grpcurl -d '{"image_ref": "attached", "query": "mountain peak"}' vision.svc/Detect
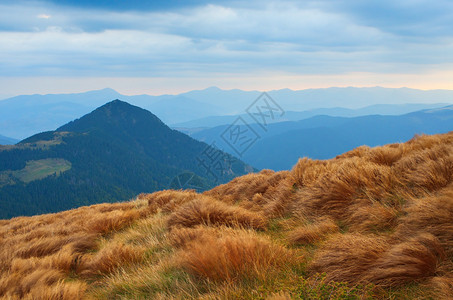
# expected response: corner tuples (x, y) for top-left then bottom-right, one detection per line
(58, 99), (166, 134)
(204, 86), (222, 91)
(101, 99), (129, 107)
(99, 87), (117, 92)
(86, 87), (120, 94)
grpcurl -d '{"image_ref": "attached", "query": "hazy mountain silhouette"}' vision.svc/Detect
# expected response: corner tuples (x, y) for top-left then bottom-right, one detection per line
(172, 103), (447, 129)
(0, 134), (18, 145)
(2, 87), (452, 139)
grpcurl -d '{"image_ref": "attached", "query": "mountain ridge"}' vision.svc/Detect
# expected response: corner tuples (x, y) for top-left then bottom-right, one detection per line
(2, 86), (453, 139)
(191, 105), (453, 170)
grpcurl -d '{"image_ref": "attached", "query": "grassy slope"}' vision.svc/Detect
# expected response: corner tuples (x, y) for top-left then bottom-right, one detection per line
(1, 132), (453, 299)
(0, 158), (71, 187)
(13, 158), (72, 183)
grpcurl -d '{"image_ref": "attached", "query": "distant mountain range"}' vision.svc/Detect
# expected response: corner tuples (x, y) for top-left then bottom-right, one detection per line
(0, 134), (18, 145)
(172, 103), (448, 130)
(0, 100), (252, 219)
(190, 105), (453, 170)
(179, 86), (453, 114)
(1, 87), (452, 139)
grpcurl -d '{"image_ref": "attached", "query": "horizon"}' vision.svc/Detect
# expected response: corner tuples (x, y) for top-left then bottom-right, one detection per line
(2, 85), (453, 100)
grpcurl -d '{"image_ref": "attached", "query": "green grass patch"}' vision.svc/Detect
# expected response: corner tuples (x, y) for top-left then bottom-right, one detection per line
(12, 158), (71, 183)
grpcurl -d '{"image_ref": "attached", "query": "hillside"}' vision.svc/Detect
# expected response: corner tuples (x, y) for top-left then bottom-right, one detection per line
(0, 100), (252, 219)
(192, 105), (453, 170)
(1, 132), (452, 299)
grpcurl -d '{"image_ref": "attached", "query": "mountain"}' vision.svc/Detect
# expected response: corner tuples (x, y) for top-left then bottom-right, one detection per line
(0, 89), (226, 139)
(267, 86), (453, 111)
(148, 96), (224, 124)
(191, 105), (453, 170)
(2, 87), (453, 139)
(0, 89), (122, 139)
(0, 134), (18, 145)
(1, 132), (452, 299)
(181, 86), (453, 112)
(0, 100), (252, 219)
(172, 103), (448, 128)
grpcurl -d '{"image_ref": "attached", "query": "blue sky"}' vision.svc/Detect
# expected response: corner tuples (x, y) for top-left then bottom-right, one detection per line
(0, 0), (453, 96)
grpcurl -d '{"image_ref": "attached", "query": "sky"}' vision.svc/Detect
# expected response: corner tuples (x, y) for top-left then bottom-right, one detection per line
(1, 0), (453, 96)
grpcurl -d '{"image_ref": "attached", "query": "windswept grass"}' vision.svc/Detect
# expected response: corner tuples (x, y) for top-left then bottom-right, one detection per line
(167, 197), (268, 230)
(288, 217), (339, 245)
(174, 227), (299, 282)
(1, 131), (453, 299)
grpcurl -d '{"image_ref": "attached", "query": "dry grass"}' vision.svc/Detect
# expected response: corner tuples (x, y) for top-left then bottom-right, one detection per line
(293, 158), (402, 223)
(77, 242), (144, 276)
(204, 170), (294, 217)
(0, 199), (148, 299)
(141, 189), (199, 213)
(396, 186), (453, 257)
(310, 233), (390, 283)
(362, 233), (445, 287)
(1, 131), (453, 299)
(429, 275), (453, 299)
(288, 217), (339, 245)
(167, 197), (268, 230)
(174, 227), (299, 282)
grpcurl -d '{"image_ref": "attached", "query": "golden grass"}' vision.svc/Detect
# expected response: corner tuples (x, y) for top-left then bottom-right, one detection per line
(141, 189), (199, 213)
(175, 227), (299, 282)
(310, 233), (390, 283)
(396, 187), (453, 257)
(288, 217), (339, 245)
(362, 233), (445, 287)
(0, 200), (148, 299)
(77, 242), (144, 276)
(167, 197), (268, 230)
(1, 131), (453, 299)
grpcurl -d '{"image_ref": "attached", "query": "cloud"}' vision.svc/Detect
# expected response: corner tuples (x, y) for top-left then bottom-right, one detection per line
(0, 0), (452, 88)
(321, 0), (453, 38)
